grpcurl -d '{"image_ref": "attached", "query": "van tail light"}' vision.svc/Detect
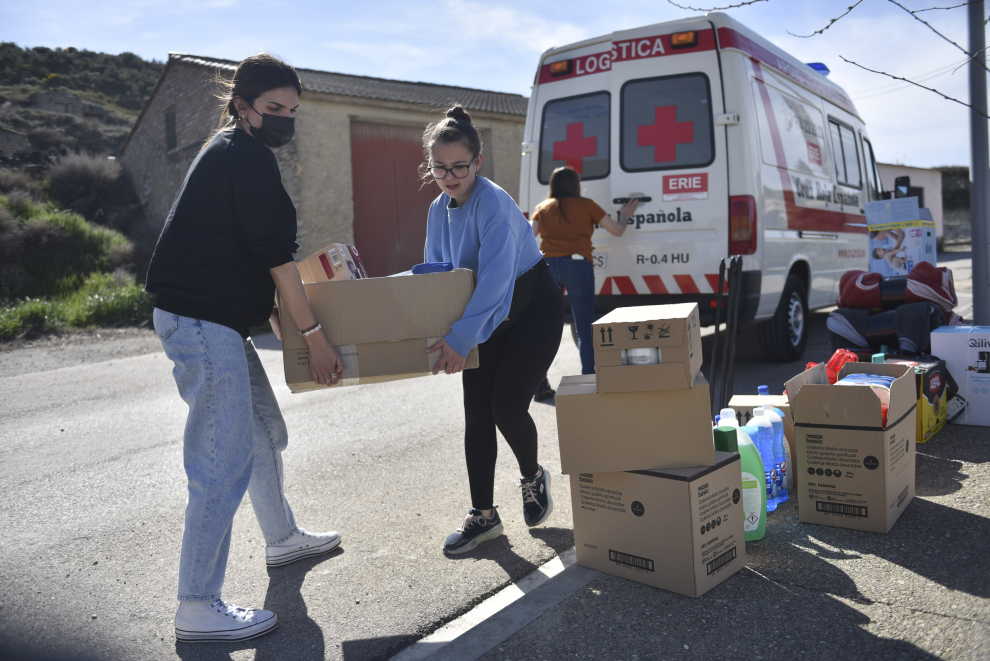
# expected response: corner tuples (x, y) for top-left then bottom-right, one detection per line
(549, 60), (572, 77)
(729, 195), (757, 255)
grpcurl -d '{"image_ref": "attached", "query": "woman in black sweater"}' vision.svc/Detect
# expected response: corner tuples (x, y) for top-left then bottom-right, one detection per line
(146, 54), (342, 643)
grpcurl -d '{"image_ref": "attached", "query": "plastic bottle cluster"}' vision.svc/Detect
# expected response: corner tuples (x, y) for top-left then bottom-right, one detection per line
(713, 385), (791, 542)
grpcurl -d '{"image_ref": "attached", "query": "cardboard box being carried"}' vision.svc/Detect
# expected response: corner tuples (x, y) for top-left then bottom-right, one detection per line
(279, 270), (479, 392)
(785, 363), (916, 533)
(571, 451), (746, 598)
(932, 326), (990, 427)
(592, 303), (702, 393)
(554, 372), (715, 474)
(865, 198), (936, 277)
(727, 394), (794, 488)
(884, 358), (950, 442)
(297, 243), (369, 283)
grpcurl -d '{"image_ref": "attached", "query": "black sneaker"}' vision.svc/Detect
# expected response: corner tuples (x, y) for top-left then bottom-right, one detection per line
(443, 508), (504, 555)
(520, 465), (553, 527)
(533, 377), (555, 402)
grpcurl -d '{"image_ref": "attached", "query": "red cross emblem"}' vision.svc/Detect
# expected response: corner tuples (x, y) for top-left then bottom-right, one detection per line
(553, 122), (597, 173)
(637, 106), (694, 163)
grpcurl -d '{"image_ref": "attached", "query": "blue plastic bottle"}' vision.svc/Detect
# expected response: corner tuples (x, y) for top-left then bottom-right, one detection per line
(744, 416), (777, 512)
(758, 387), (789, 505)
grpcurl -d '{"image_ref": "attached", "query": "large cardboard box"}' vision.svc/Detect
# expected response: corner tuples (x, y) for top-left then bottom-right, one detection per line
(727, 394), (794, 488)
(865, 198), (936, 277)
(931, 326), (990, 427)
(884, 358), (950, 442)
(280, 270), (479, 392)
(592, 303), (702, 393)
(555, 372), (714, 473)
(570, 451), (746, 598)
(785, 363), (916, 533)
(297, 243), (368, 283)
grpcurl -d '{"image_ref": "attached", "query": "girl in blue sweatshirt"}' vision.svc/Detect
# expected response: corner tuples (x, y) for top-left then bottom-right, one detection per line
(423, 106), (565, 554)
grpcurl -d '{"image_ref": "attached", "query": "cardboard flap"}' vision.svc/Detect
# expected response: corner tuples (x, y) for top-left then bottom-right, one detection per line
(556, 374), (597, 395)
(791, 363), (914, 428)
(838, 363), (915, 424)
(784, 363), (828, 413)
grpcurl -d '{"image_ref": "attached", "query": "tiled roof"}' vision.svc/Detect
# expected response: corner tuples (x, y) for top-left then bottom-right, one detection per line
(169, 53), (528, 116)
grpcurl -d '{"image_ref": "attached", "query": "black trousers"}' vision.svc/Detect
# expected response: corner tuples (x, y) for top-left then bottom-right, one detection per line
(461, 261), (565, 510)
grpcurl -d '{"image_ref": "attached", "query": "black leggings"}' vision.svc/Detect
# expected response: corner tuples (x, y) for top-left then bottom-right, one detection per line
(462, 261), (565, 510)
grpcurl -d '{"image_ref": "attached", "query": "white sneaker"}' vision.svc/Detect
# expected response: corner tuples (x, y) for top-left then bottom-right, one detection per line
(265, 528), (341, 567)
(174, 599), (276, 642)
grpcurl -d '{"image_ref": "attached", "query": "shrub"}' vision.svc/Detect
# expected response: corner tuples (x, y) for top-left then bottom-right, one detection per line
(47, 152), (137, 221)
(0, 298), (68, 339)
(0, 194), (133, 299)
(0, 169), (44, 200)
(67, 272), (153, 327)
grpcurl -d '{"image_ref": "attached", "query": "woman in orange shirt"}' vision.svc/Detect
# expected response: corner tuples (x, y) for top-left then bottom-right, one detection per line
(531, 166), (639, 386)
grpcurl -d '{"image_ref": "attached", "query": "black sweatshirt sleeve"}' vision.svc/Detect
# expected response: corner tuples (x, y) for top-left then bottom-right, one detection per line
(226, 140), (299, 268)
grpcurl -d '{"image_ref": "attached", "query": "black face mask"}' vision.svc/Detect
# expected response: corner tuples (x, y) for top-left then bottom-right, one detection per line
(246, 104), (295, 148)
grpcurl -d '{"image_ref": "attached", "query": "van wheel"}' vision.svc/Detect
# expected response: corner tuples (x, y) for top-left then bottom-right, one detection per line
(759, 275), (808, 362)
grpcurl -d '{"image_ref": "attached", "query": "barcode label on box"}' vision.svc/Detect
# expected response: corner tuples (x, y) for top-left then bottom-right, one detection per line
(329, 248), (342, 266)
(897, 485), (909, 508)
(816, 502), (868, 517)
(706, 546), (737, 575)
(609, 550), (654, 572)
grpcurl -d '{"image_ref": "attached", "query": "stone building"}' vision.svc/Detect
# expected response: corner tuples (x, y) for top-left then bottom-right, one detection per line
(118, 53), (528, 275)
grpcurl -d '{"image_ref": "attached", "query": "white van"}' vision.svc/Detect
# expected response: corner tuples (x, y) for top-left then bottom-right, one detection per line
(519, 12), (883, 361)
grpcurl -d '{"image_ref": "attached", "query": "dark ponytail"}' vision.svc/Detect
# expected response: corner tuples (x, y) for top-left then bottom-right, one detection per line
(419, 104), (483, 182)
(202, 52), (302, 150)
(547, 166), (582, 224)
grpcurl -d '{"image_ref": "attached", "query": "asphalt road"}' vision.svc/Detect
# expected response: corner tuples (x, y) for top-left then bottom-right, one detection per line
(0, 251), (986, 660)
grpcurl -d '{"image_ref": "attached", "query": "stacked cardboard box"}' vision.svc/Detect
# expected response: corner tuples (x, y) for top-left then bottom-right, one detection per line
(297, 243), (369, 283)
(556, 304), (746, 598)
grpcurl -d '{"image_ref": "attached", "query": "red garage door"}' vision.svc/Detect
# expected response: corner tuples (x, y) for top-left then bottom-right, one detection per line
(350, 121), (438, 277)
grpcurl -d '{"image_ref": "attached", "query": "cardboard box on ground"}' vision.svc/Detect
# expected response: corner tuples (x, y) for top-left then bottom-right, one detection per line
(570, 452), (746, 598)
(592, 303), (702, 393)
(931, 326), (990, 427)
(279, 268), (479, 393)
(785, 363), (916, 533)
(555, 372), (715, 473)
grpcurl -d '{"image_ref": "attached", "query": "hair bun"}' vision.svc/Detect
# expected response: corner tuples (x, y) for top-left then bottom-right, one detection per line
(446, 105), (472, 124)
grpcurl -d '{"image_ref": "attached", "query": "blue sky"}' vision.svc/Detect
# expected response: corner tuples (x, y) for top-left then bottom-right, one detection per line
(1, 0), (981, 167)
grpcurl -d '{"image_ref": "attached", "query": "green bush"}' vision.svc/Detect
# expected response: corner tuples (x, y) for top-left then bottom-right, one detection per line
(0, 298), (68, 339)
(66, 272), (153, 327)
(46, 153), (137, 222)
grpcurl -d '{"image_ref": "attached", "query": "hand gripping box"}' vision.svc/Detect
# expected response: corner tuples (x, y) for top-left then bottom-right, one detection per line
(555, 372), (715, 474)
(931, 326), (990, 427)
(279, 270), (479, 392)
(570, 451), (746, 598)
(785, 363), (916, 533)
(297, 243), (369, 283)
(592, 303), (702, 393)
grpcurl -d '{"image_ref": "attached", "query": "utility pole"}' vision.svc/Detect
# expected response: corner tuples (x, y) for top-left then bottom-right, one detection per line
(970, 0), (989, 324)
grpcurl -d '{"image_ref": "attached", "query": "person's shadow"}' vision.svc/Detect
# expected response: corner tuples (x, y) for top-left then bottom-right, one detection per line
(173, 547), (342, 661)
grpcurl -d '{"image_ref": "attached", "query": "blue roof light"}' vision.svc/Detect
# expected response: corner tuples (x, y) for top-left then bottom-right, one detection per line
(806, 62), (830, 77)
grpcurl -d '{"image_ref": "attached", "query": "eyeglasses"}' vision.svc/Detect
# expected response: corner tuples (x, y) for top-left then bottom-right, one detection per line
(429, 158), (477, 180)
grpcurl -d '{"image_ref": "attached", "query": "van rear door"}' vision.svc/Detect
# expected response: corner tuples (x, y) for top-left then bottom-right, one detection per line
(604, 21), (727, 298)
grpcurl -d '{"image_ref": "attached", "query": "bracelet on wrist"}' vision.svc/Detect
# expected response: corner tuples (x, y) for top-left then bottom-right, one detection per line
(299, 322), (322, 338)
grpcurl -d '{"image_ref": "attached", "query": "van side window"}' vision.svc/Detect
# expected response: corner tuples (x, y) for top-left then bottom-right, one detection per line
(620, 73), (714, 172)
(862, 137), (883, 201)
(538, 92), (610, 184)
(828, 119), (862, 189)
(751, 81), (829, 178)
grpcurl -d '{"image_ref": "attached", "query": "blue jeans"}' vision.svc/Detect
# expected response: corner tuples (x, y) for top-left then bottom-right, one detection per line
(154, 308), (298, 602)
(546, 256), (596, 374)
